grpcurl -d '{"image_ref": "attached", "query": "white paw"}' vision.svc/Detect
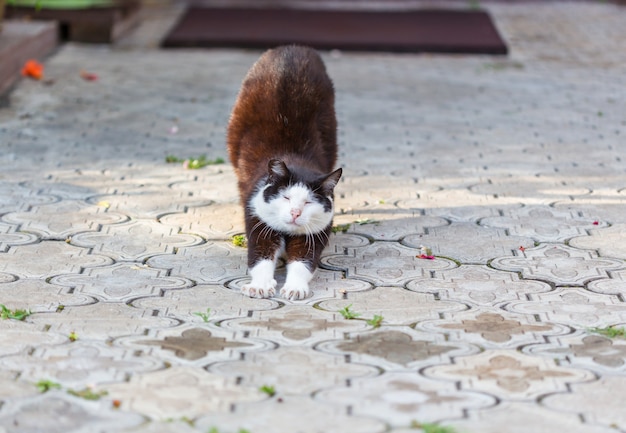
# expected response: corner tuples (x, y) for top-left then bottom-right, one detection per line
(281, 261), (314, 300)
(243, 259), (277, 298)
(280, 283), (311, 301)
(241, 280), (276, 298)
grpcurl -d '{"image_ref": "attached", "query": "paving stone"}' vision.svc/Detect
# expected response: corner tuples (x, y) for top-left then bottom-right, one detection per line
(107, 366), (264, 420)
(491, 244), (624, 286)
(0, 393), (144, 433)
(0, 340), (163, 387)
(420, 309), (569, 350)
(170, 167), (240, 204)
(425, 204), (515, 223)
(28, 302), (178, 341)
(50, 262), (192, 303)
(159, 202), (244, 240)
(0, 273), (16, 284)
(504, 287), (626, 329)
(86, 189), (211, 220)
(469, 178), (592, 205)
(0, 181), (57, 214)
(322, 242), (457, 286)
(403, 222), (535, 264)
(448, 401), (617, 433)
(119, 420), (200, 433)
(326, 232), (371, 252)
(122, 324), (269, 366)
(43, 167), (195, 199)
(480, 205), (605, 242)
(406, 264), (552, 307)
(397, 188), (507, 213)
(196, 395), (387, 433)
(316, 327), (477, 372)
(317, 286), (466, 326)
(542, 375), (626, 430)
(147, 241), (247, 284)
(0, 222), (39, 252)
(0, 370), (39, 401)
(220, 304), (368, 346)
(0, 321), (68, 357)
(209, 346), (378, 395)
(132, 284), (279, 323)
(424, 349), (595, 401)
(525, 331), (626, 374)
(19, 176), (118, 200)
(71, 220), (203, 262)
(1, 200), (128, 240)
(554, 199), (626, 225)
(0, 241), (112, 279)
(587, 269), (626, 296)
(0, 278), (94, 313)
(316, 372), (495, 428)
(569, 224), (626, 260)
(337, 175), (431, 213)
(333, 212), (447, 241)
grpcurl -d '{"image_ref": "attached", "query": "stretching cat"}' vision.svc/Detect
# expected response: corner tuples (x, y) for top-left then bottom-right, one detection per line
(227, 45), (342, 300)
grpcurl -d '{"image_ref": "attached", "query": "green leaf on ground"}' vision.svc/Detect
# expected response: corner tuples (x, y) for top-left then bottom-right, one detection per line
(366, 315), (384, 328)
(590, 326), (626, 339)
(338, 304), (361, 320)
(0, 304), (31, 321)
(36, 379), (62, 393)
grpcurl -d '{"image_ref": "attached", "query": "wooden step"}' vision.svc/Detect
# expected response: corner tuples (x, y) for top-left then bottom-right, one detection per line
(5, 1), (140, 43)
(0, 20), (58, 96)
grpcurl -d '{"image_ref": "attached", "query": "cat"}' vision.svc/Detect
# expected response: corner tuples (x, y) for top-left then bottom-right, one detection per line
(227, 45), (342, 300)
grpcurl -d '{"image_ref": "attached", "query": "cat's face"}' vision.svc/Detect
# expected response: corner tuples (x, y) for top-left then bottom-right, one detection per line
(250, 160), (342, 236)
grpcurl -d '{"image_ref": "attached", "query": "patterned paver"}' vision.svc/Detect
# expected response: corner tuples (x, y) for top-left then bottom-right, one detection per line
(0, 1), (625, 432)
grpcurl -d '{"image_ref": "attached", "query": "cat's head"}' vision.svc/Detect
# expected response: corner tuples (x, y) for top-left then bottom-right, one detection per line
(251, 159), (342, 235)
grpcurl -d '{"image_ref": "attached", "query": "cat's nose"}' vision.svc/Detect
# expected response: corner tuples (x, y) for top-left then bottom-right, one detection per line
(290, 208), (302, 220)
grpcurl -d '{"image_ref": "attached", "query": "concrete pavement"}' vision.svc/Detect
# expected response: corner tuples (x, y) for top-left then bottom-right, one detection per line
(0, 2), (625, 432)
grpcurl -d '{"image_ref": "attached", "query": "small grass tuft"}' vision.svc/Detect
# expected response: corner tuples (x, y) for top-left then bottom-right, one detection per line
(166, 154), (225, 169)
(232, 234), (247, 248)
(338, 304), (361, 320)
(0, 304), (31, 321)
(410, 420), (459, 433)
(67, 387), (108, 401)
(36, 379), (62, 393)
(590, 326), (626, 339)
(208, 429), (250, 433)
(332, 223), (351, 233)
(193, 308), (211, 323)
(260, 385), (276, 397)
(355, 218), (380, 225)
(366, 315), (385, 328)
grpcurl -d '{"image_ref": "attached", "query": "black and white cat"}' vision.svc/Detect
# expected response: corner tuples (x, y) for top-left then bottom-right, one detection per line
(227, 45), (342, 300)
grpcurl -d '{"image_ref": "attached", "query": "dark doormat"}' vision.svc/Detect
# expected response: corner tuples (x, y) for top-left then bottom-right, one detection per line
(161, 7), (508, 55)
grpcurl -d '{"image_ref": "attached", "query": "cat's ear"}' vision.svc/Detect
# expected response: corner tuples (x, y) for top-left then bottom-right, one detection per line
(321, 168), (342, 192)
(268, 159), (289, 182)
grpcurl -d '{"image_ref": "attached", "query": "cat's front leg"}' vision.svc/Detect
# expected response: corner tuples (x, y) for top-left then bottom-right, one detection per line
(242, 259), (277, 298)
(242, 217), (282, 299)
(280, 261), (313, 300)
(280, 231), (328, 300)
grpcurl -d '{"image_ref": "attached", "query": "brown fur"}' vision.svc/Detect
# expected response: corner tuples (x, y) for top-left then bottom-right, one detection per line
(227, 45), (338, 204)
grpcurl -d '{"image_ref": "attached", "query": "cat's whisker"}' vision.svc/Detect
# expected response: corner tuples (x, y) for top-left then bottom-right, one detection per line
(250, 218), (265, 233)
